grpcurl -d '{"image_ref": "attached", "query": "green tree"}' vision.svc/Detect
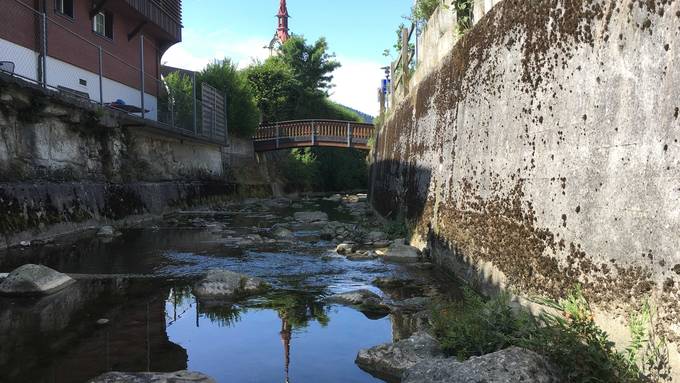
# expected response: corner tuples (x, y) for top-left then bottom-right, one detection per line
(243, 59), (297, 123)
(198, 59), (260, 137)
(162, 71), (194, 131)
(276, 36), (340, 95)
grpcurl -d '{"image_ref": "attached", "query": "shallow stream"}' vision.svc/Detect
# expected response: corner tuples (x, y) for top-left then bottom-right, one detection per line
(0, 195), (460, 383)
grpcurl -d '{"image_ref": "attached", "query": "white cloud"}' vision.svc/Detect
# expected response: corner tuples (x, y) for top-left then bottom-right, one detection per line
(162, 27), (271, 71)
(330, 57), (385, 117)
(162, 29), (386, 117)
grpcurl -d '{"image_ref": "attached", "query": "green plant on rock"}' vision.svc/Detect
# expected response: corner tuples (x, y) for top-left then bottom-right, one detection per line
(382, 216), (409, 239)
(432, 286), (669, 383)
(432, 289), (534, 360)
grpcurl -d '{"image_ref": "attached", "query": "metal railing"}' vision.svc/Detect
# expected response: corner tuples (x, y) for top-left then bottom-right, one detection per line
(378, 23), (417, 113)
(1, 0), (226, 145)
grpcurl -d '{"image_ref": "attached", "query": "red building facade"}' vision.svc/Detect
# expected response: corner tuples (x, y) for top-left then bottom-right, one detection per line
(0, 0), (182, 114)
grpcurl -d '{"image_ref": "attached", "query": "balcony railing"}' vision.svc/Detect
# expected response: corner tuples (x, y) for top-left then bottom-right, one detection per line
(124, 0), (182, 42)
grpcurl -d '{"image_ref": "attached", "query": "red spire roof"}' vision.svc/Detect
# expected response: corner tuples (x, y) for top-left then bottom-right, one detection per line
(276, 0), (290, 43)
(278, 0), (289, 17)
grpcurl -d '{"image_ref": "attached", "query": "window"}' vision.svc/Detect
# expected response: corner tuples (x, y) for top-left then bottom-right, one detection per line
(55, 0), (74, 18)
(93, 11), (113, 39)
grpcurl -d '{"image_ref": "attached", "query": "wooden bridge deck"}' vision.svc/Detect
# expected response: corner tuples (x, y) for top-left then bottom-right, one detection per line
(252, 119), (374, 152)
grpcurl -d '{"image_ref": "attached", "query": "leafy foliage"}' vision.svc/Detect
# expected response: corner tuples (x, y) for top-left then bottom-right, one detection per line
(432, 286), (669, 383)
(382, 218), (409, 239)
(242, 59), (297, 123)
(276, 36), (340, 96)
(413, 0), (442, 22)
(282, 148), (320, 192)
(198, 59), (260, 137)
(161, 71), (194, 131)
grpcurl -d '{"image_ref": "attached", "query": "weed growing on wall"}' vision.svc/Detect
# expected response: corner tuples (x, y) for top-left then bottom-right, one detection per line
(453, 0), (473, 35)
(413, 0), (442, 23)
(431, 286), (670, 382)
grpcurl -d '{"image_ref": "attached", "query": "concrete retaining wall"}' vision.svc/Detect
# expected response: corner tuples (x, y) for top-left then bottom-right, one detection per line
(0, 75), (270, 247)
(370, 0), (680, 361)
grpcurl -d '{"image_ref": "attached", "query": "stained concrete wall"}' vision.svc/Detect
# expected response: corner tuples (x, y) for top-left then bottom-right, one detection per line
(371, 0), (680, 355)
(0, 74), (270, 247)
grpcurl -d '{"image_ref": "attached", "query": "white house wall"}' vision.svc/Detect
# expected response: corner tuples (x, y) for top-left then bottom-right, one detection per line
(1, 38), (157, 120)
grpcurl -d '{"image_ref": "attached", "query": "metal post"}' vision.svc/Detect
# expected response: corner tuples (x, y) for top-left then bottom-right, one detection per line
(389, 61), (396, 107)
(224, 91), (229, 146)
(347, 122), (351, 147)
(414, 23), (419, 66)
(139, 35), (145, 119)
(212, 106), (216, 138)
(311, 121), (316, 146)
(170, 94), (175, 129)
(40, 12), (47, 87)
(276, 124), (280, 149)
(378, 88), (385, 116)
(98, 46), (103, 106)
(401, 27), (410, 96)
(192, 71), (197, 134)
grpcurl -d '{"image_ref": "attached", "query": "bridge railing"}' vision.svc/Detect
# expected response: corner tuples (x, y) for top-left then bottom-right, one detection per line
(253, 119), (374, 151)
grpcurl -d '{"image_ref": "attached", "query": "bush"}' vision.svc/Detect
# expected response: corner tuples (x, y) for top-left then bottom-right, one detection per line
(199, 59), (260, 137)
(413, 0), (441, 22)
(431, 286), (667, 382)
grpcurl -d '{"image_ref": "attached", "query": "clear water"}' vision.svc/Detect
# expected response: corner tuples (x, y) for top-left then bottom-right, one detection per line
(0, 197), (458, 383)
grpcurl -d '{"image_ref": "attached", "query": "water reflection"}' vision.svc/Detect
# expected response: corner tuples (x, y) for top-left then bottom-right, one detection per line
(0, 279), (187, 383)
(165, 289), (390, 383)
(0, 196), (461, 382)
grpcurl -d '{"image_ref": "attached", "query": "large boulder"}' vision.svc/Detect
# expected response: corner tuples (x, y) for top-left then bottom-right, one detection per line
(0, 264), (75, 296)
(96, 225), (120, 237)
(383, 243), (420, 263)
(388, 297), (431, 313)
(356, 331), (443, 382)
(336, 243), (356, 254)
(366, 231), (387, 242)
(403, 347), (558, 383)
(293, 211), (329, 223)
(327, 289), (389, 315)
(271, 226), (295, 239)
(193, 269), (268, 300)
(88, 370), (216, 383)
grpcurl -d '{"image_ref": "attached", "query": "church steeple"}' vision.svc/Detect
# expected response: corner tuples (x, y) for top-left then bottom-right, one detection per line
(276, 0), (290, 44)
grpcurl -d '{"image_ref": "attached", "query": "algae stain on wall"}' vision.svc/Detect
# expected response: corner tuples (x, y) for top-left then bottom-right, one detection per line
(370, 0), (680, 344)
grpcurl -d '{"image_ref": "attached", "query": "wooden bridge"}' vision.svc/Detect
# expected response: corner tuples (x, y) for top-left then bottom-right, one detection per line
(252, 119), (374, 152)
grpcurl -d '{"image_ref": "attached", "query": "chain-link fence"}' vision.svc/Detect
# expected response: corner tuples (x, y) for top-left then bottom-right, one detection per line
(0, 0), (227, 145)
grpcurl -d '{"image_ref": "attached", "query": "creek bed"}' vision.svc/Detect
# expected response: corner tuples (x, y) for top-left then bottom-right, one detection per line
(0, 195), (461, 383)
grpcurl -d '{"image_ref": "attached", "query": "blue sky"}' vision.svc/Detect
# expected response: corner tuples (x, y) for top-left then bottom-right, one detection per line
(162, 0), (413, 116)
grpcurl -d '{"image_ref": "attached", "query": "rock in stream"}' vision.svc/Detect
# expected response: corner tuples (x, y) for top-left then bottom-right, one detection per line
(88, 370), (216, 383)
(0, 264), (75, 296)
(193, 269), (269, 300)
(403, 347), (559, 383)
(355, 331), (443, 382)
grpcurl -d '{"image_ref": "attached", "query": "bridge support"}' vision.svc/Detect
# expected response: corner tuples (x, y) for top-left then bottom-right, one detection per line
(311, 121), (316, 146)
(276, 124), (280, 149)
